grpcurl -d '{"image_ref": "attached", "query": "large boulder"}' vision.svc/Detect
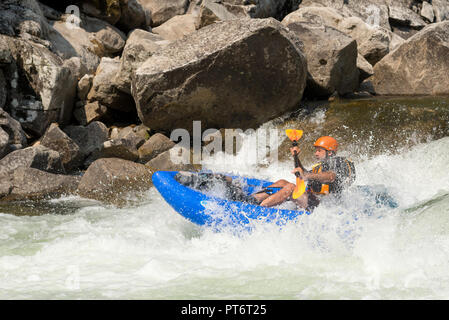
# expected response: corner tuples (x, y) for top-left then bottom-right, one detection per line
(283, 23), (359, 97)
(87, 57), (135, 113)
(282, 6), (401, 65)
(47, 13), (127, 75)
(298, 0), (391, 30)
(63, 121), (109, 166)
(77, 157), (153, 203)
(4, 36), (77, 135)
(372, 21), (449, 95)
(114, 29), (167, 94)
(40, 123), (83, 172)
(0, 166), (80, 201)
(0, 145), (64, 176)
(132, 18), (307, 132)
(0, 0), (49, 38)
(138, 132), (175, 163)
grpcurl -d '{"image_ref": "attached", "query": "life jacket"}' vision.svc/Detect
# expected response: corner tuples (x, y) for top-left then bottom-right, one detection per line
(308, 156), (356, 195)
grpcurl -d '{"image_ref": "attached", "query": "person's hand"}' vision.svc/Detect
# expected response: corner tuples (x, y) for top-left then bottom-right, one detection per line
(290, 146), (300, 156)
(291, 167), (304, 178)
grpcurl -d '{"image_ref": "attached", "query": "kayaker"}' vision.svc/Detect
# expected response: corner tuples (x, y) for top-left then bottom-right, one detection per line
(252, 136), (355, 211)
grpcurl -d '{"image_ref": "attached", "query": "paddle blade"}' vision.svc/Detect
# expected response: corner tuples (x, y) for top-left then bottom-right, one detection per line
(285, 129), (303, 142)
(292, 177), (306, 199)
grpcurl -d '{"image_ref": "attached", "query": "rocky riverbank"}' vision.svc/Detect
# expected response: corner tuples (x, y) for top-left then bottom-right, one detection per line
(0, 0), (448, 205)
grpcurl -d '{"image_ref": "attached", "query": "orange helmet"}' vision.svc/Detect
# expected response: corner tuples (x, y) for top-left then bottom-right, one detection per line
(314, 136), (338, 152)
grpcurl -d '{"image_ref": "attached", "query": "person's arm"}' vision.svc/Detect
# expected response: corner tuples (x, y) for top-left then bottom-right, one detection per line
(292, 167), (336, 183)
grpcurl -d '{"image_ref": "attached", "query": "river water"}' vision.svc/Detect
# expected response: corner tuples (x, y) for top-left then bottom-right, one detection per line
(1, 96), (449, 299)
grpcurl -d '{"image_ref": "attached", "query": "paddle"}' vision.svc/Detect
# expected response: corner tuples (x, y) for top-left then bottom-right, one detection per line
(285, 129), (306, 199)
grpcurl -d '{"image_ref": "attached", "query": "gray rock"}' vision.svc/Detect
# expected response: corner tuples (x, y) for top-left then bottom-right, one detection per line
(194, 0), (238, 29)
(118, 0), (151, 32)
(115, 29), (167, 94)
(152, 13), (197, 40)
(0, 0), (49, 38)
(77, 157), (153, 204)
(372, 21), (449, 95)
(5, 36), (77, 134)
(145, 146), (196, 171)
(284, 23), (359, 97)
(73, 101), (109, 126)
(47, 13), (127, 75)
(100, 138), (140, 162)
(77, 74), (94, 101)
(0, 145), (64, 176)
(0, 108), (27, 158)
(40, 123), (83, 172)
(0, 70), (6, 110)
(283, 7), (396, 66)
(357, 54), (374, 82)
(138, 133), (175, 163)
(298, 0), (391, 30)
(132, 18), (307, 132)
(421, 1), (435, 23)
(139, 0), (189, 27)
(63, 121), (109, 161)
(388, 4), (427, 29)
(433, 0), (449, 22)
(87, 57), (135, 113)
(0, 167), (80, 202)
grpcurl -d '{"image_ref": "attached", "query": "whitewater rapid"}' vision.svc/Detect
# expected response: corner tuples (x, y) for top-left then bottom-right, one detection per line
(1, 133), (449, 299)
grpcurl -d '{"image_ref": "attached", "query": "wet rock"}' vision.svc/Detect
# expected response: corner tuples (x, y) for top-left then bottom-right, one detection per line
(152, 13), (197, 40)
(100, 137), (141, 161)
(77, 157), (153, 203)
(138, 133), (175, 163)
(0, 145), (64, 175)
(87, 57), (135, 113)
(139, 0), (189, 27)
(115, 29), (167, 94)
(0, 167), (80, 202)
(132, 18), (307, 133)
(145, 146), (196, 171)
(40, 123), (83, 172)
(372, 21), (449, 95)
(284, 23), (359, 97)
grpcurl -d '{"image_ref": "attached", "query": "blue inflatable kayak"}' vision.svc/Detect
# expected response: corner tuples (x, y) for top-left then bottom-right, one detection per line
(152, 171), (310, 229)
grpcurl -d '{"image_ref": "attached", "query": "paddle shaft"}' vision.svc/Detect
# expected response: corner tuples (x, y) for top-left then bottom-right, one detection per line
(292, 140), (306, 175)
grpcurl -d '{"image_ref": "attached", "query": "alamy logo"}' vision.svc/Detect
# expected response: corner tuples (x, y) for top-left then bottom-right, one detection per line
(65, 5), (81, 29)
(169, 121), (281, 167)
